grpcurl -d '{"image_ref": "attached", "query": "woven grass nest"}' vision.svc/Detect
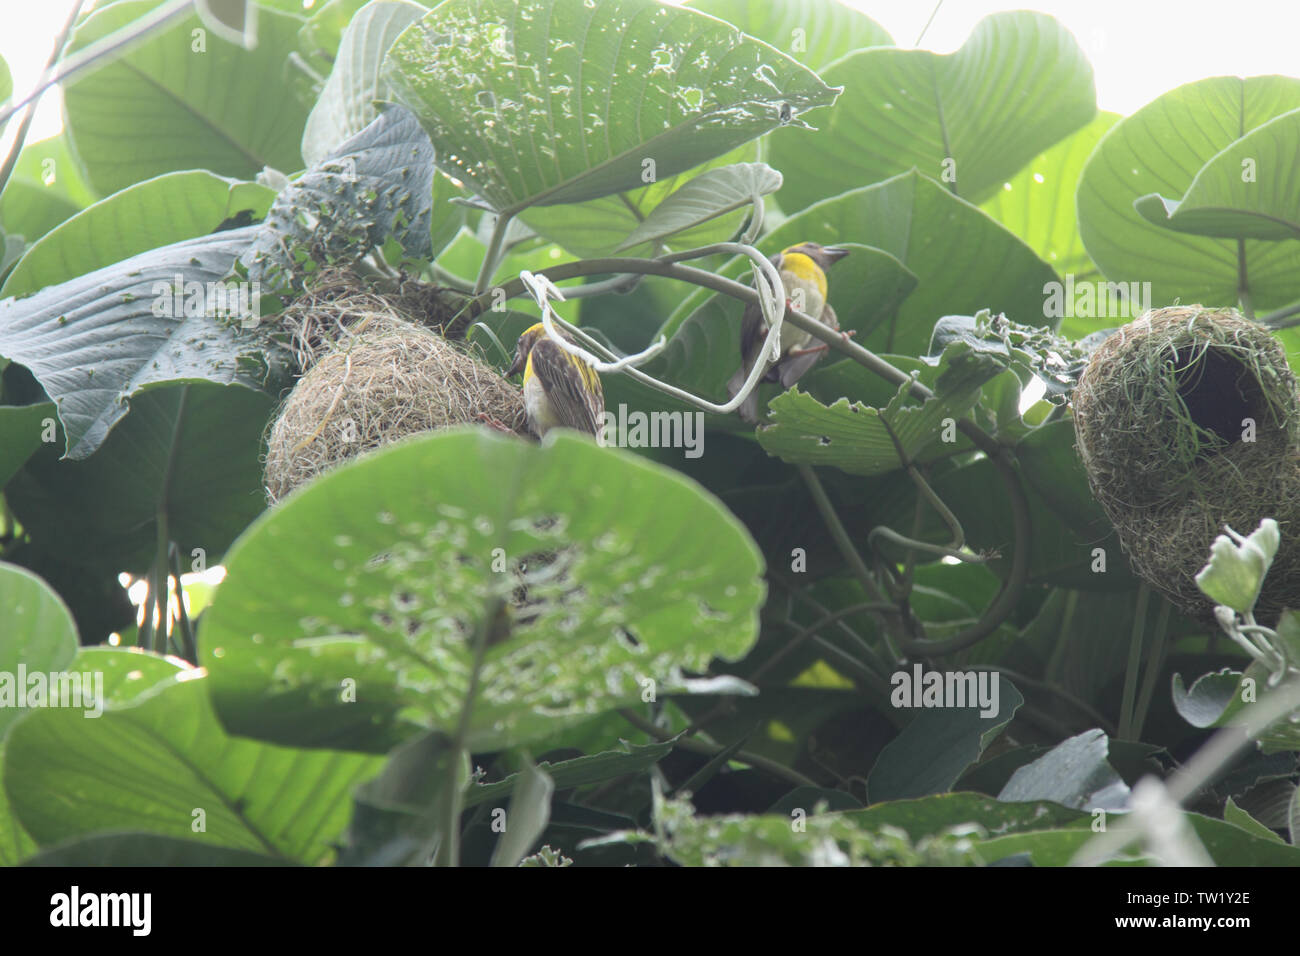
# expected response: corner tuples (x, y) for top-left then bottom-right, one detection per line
(1072, 305), (1300, 620)
(263, 271), (528, 503)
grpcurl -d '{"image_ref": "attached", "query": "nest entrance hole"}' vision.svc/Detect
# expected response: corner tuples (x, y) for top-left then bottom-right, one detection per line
(1171, 345), (1269, 447)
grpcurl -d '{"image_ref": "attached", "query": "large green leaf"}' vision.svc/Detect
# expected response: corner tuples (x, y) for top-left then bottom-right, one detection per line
(1077, 76), (1300, 310)
(768, 12), (1095, 213)
(0, 646), (185, 865)
(5, 384), (273, 575)
(201, 429), (765, 752)
(23, 833), (287, 866)
(0, 563), (78, 739)
(0, 226), (284, 459)
(0, 402), (55, 491)
(301, 0), (427, 165)
(981, 111), (1119, 284)
(868, 676), (1022, 802)
(1134, 107), (1300, 240)
(0, 134), (99, 244)
(976, 812), (1300, 866)
(383, 0), (839, 214)
(63, 1), (310, 194)
(1, 171), (274, 299)
(687, 0), (892, 71)
(3, 675), (380, 863)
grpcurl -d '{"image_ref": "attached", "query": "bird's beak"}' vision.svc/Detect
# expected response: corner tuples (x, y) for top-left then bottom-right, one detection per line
(506, 352), (525, 377)
(821, 246), (850, 265)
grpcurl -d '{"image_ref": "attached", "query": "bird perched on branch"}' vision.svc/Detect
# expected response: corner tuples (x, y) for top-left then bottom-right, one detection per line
(727, 242), (850, 423)
(507, 322), (605, 438)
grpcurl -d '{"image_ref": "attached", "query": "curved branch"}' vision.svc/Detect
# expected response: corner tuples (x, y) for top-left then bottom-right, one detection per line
(461, 252), (1032, 654)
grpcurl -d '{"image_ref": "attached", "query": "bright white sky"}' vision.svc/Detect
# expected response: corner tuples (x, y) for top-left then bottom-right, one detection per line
(2, 0), (1298, 149)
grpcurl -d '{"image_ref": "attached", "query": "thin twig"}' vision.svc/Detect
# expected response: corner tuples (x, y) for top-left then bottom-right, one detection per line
(0, 0), (87, 198)
(0, 0), (194, 130)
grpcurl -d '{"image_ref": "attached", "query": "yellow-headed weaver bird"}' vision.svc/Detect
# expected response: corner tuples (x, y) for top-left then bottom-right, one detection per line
(726, 242), (850, 423)
(507, 322), (605, 438)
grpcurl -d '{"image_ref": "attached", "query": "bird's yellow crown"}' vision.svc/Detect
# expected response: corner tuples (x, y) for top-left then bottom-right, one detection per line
(780, 247), (829, 301)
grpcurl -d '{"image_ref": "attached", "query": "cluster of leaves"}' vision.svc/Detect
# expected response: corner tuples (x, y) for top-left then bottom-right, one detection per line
(1, 0), (1299, 867)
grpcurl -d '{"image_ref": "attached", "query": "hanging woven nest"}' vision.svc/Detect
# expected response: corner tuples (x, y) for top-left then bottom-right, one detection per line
(1072, 306), (1300, 620)
(262, 271), (527, 503)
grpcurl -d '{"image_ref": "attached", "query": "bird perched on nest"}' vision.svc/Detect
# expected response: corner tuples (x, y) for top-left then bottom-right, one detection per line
(507, 322), (605, 438)
(727, 242), (850, 423)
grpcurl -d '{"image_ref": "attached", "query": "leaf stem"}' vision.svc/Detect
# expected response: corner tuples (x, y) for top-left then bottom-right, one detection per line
(1132, 597), (1171, 741)
(1118, 584), (1151, 740)
(798, 464), (900, 661)
(473, 211), (514, 295)
(464, 253), (1031, 654)
(0, 0), (194, 130)
(168, 542), (196, 664)
(0, 0), (86, 200)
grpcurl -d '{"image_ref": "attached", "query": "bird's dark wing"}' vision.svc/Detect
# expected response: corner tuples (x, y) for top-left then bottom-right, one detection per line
(775, 348), (824, 388)
(728, 253), (789, 424)
(532, 338), (604, 435)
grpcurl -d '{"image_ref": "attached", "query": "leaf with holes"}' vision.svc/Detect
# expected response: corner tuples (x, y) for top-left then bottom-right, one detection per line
(754, 339), (991, 476)
(242, 105), (435, 290)
(768, 11), (1095, 213)
(687, 0), (893, 71)
(518, 143), (761, 258)
(201, 429), (766, 752)
(382, 0), (839, 214)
